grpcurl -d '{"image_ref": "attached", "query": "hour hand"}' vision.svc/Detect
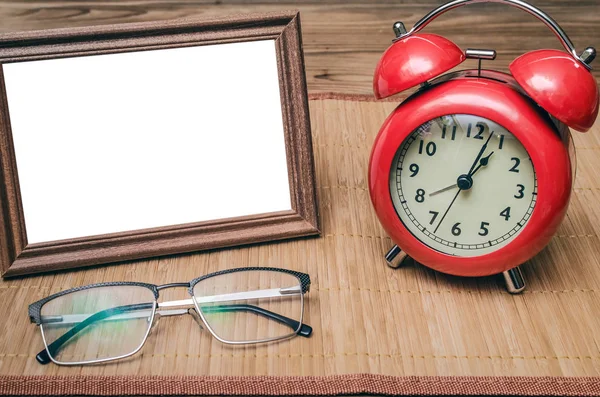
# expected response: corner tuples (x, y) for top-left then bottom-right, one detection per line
(470, 151), (494, 176)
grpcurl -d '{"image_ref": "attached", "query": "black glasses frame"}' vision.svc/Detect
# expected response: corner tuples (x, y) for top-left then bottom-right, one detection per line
(29, 267), (312, 365)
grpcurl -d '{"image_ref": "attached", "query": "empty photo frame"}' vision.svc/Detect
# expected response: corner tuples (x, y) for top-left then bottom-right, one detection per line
(0, 12), (319, 277)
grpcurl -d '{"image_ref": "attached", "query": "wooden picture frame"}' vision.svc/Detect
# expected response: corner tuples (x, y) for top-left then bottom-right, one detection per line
(0, 11), (319, 277)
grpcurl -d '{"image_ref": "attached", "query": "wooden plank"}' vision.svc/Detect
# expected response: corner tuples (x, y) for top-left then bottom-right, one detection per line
(0, 1), (598, 94)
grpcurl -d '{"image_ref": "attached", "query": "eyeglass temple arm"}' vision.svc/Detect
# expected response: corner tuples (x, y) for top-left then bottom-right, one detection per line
(199, 304), (312, 337)
(36, 302), (311, 365)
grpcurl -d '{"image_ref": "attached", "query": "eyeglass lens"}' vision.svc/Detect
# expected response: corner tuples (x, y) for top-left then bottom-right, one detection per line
(40, 285), (155, 364)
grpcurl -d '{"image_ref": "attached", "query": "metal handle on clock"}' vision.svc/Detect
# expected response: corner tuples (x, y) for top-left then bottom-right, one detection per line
(393, 0), (595, 70)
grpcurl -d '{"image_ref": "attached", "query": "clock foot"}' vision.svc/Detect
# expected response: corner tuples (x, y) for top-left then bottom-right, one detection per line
(385, 245), (408, 269)
(502, 266), (526, 294)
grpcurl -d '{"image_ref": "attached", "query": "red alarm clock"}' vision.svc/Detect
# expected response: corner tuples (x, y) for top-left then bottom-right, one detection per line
(368, 0), (599, 293)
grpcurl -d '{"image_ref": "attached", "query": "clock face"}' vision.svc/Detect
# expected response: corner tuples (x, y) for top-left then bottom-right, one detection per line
(389, 114), (537, 257)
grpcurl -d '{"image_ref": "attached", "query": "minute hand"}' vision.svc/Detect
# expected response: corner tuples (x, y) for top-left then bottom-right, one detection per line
(467, 130), (495, 176)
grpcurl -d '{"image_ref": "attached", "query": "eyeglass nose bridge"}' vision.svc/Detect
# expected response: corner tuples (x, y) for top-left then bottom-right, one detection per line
(154, 282), (199, 320)
(153, 305), (204, 330)
(156, 282), (191, 291)
(154, 283), (198, 319)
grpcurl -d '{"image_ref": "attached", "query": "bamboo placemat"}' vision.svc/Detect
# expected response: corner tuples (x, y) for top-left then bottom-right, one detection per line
(1, 95), (600, 395)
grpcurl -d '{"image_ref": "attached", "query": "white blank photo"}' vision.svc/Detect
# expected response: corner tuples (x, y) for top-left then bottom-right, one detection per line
(3, 40), (291, 244)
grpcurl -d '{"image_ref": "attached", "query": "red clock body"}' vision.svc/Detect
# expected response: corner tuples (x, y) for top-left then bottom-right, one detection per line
(369, 72), (573, 277)
(369, 0), (598, 290)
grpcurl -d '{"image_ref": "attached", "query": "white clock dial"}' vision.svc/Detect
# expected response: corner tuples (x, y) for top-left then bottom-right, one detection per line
(389, 114), (537, 257)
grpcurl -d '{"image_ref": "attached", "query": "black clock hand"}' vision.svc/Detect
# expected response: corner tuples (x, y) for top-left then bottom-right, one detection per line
(469, 151), (494, 176)
(467, 130), (495, 176)
(429, 152), (494, 197)
(433, 188), (461, 234)
(432, 151), (495, 232)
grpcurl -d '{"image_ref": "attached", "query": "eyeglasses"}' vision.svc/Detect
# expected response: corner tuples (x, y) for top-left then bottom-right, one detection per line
(28, 267), (311, 365)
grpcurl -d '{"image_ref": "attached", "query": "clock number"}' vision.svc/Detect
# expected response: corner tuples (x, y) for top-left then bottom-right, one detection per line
(428, 211), (439, 225)
(479, 221), (490, 236)
(409, 163), (419, 177)
(442, 125), (457, 140)
(426, 142), (437, 156)
(500, 207), (511, 221)
(473, 122), (485, 140)
(418, 140), (437, 156)
(514, 184), (525, 199)
(415, 189), (425, 203)
(467, 122), (486, 140)
(509, 157), (520, 173)
(498, 135), (505, 150)
(451, 222), (462, 236)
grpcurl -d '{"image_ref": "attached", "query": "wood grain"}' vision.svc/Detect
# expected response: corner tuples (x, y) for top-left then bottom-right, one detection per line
(0, 0), (597, 94)
(0, 12), (320, 277)
(0, 97), (599, 382)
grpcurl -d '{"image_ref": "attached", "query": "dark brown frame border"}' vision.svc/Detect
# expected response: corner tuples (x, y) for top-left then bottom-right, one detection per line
(0, 11), (319, 277)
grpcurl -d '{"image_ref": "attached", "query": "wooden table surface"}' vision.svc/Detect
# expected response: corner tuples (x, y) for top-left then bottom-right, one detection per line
(1, 2), (600, 395)
(0, 0), (598, 95)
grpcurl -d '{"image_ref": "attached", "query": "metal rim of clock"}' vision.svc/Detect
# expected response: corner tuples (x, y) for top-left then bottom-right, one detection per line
(392, 0), (595, 70)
